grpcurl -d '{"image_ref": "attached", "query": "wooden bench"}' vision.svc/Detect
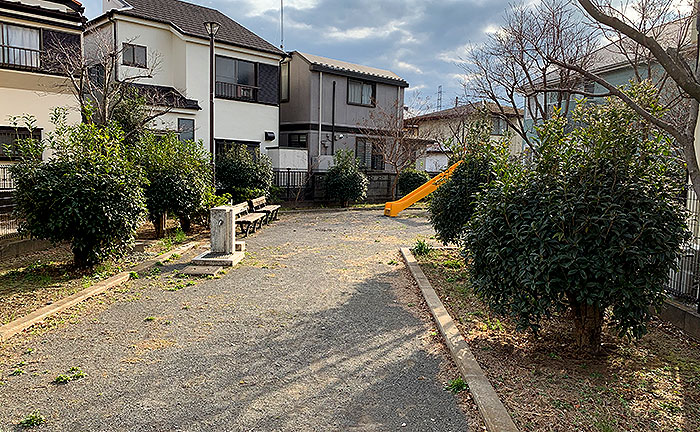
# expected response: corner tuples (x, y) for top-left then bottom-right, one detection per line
(249, 196), (281, 224)
(231, 202), (266, 237)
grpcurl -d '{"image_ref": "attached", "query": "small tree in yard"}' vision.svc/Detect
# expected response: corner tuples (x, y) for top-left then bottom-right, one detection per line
(134, 133), (211, 237)
(397, 168), (430, 197)
(325, 150), (368, 207)
(429, 118), (508, 245)
(429, 158), (492, 245)
(359, 99), (427, 198)
(215, 145), (273, 203)
(9, 109), (146, 267)
(465, 90), (688, 352)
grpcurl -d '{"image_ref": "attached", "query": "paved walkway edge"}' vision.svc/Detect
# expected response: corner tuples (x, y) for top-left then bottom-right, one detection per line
(0, 242), (199, 343)
(400, 247), (519, 432)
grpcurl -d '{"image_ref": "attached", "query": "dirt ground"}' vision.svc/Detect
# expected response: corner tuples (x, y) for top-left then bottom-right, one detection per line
(418, 249), (700, 432)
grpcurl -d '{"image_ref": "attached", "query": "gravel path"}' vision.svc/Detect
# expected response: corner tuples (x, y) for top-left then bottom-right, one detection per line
(0, 209), (469, 431)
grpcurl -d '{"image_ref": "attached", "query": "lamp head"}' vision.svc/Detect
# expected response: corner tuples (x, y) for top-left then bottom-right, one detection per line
(204, 21), (221, 37)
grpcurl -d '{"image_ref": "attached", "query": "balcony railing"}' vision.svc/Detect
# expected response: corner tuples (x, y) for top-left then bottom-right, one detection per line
(215, 81), (258, 102)
(0, 165), (13, 190)
(0, 45), (41, 70)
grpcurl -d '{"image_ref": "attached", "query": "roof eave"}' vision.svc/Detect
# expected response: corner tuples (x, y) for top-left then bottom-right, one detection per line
(309, 64), (409, 88)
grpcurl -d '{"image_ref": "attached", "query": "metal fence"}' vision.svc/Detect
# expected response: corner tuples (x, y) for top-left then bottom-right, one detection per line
(272, 169), (403, 203)
(667, 185), (700, 312)
(0, 165), (18, 240)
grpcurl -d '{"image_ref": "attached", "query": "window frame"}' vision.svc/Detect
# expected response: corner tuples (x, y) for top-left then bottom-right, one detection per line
(0, 126), (42, 161)
(215, 55), (260, 102)
(285, 133), (307, 149)
(280, 61), (290, 102)
(0, 22), (42, 70)
(347, 79), (376, 107)
(371, 147), (384, 171)
(122, 43), (147, 68)
(178, 118), (195, 143)
(355, 137), (369, 168)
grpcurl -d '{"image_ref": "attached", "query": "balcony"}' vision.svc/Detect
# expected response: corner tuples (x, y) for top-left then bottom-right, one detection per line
(215, 81), (258, 102)
(0, 45), (41, 71)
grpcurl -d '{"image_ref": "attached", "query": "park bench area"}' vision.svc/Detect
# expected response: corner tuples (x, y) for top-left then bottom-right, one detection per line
(231, 196), (281, 237)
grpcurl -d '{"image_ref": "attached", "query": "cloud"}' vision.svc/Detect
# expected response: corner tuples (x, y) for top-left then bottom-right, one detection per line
(394, 61), (423, 74)
(437, 42), (478, 64)
(82, 0), (515, 112)
(239, 0), (320, 17)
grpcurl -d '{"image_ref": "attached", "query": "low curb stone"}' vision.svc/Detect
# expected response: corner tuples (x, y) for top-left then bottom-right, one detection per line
(400, 247), (519, 432)
(0, 241), (199, 343)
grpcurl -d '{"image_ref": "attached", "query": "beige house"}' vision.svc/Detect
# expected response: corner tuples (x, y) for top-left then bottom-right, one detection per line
(406, 101), (524, 172)
(0, 0), (85, 166)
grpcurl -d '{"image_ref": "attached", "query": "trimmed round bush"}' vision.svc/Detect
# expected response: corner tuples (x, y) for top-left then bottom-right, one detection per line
(137, 133), (211, 236)
(11, 112), (146, 267)
(428, 159), (490, 244)
(325, 149), (368, 207)
(465, 94), (688, 352)
(397, 168), (430, 197)
(216, 145), (273, 203)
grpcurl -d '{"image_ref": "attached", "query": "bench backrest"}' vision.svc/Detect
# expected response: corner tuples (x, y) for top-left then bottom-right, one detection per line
(250, 196), (266, 210)
(231, 202), (249, 216)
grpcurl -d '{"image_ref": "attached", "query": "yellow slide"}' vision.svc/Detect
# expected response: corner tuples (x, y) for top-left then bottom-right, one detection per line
(384, 161), (462, 217)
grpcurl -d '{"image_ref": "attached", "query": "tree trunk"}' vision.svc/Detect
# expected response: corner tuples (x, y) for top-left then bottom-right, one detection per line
(153, 213), (167, 239)
(180, 216), (192, 233)
(569, 297), (604, 353)
(72, 245), (94, 269)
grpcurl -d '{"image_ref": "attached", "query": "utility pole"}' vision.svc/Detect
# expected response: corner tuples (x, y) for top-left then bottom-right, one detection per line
(437, 85), (443, 111)
(280, 0), (284, 50)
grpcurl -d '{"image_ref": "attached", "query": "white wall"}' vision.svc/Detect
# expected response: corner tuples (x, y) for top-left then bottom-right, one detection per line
(95, 16), (282, 155)
(0, 71), (81, 162)
(267, 148), (308, 170)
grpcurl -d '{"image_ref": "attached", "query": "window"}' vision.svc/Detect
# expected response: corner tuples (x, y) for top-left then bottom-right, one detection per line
(492, 116), (507, 135)
(355, 138), (369, 168)
(0, 126), (41, 160)
(88, 64), (105, 88)
(215, 56), (258, 101)
(0, 23), (40, 69)
(371, 149), (384, 171)
(348, 79), (374, 106)
(215, 139), (260, 157)
(287, 133), (307, 148)
(122, 43), (147, 68)
(280, 61), (290, 102)
(178, 118), (195, 142)
(583, 81), (595, 95)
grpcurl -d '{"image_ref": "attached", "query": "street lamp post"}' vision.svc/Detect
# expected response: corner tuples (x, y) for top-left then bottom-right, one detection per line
(204, 21), (221, 189)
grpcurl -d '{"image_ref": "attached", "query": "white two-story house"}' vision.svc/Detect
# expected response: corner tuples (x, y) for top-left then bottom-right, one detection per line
(89, 0), (285, 155)
(0, 0), (85, 166)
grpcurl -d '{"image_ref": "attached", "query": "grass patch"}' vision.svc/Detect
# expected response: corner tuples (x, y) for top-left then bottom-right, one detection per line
(418, 249), (700, 432)
(444, 377), (468, 394)
(18, 411), (45, 428)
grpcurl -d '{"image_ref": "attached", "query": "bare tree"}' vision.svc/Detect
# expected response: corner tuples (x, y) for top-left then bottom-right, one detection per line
(546, 0), (700, 195)
(43, 24), (175, 133)
(359, 99), (430, 199)
(463, 0), (600, 150)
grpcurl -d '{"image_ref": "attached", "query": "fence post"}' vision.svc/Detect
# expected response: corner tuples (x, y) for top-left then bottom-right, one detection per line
(286, 168), (291, 201)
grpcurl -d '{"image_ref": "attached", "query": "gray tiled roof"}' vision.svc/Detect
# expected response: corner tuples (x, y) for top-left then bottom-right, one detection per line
(295, 51), (408, 86)
(102, 0), (284, 56)
(406, 101), (522, 123)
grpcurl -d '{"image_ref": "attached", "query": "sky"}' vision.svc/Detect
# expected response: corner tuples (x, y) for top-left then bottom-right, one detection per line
(82, 0), (514, 112)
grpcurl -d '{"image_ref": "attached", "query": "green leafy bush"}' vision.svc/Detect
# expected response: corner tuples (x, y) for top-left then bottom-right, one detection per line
(325, 149), (368, 207)
(397, 168), (430, 197)
(465, 92), (688, 352)
(10, 109), (146, 267)
(133, 133), (211, 236)
(215, 145), (273, 203)
(429, 158), (492, 244)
